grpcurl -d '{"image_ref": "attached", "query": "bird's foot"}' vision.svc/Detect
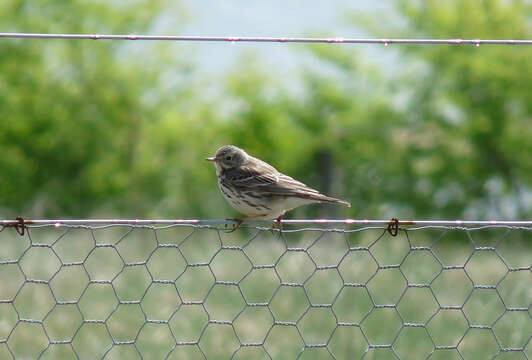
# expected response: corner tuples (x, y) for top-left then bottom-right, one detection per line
(271, 215), (284, 234)
(225, 218), (244, 233)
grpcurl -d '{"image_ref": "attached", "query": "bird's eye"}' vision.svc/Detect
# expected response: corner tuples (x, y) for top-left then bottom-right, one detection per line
(225, 156), (232, 161)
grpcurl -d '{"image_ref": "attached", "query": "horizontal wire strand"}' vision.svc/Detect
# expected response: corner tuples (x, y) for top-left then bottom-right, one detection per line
(1, 33), (532, 45)
(2, 219), (532, 227)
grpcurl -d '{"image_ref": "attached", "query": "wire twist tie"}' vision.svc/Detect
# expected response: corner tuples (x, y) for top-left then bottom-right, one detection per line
(387, 218), (399, 236)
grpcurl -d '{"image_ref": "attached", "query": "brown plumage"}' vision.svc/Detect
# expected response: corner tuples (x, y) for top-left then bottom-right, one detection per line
(206, 145), (350, 222)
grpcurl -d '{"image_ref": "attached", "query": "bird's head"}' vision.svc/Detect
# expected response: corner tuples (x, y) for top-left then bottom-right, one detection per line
(206, 145), (247, 171)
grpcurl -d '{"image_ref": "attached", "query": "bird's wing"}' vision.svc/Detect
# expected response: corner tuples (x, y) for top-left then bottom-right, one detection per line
(267, 174), (350, 206)
(223, 160), (350, 206)
(226, 158), (320, 196)
(270, 173), (320, 195)
(218, 153), (350, 207)
(223, 159), (280, 188)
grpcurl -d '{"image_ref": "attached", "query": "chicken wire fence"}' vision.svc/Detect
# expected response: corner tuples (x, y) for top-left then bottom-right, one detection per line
(0, 219), (530, 360)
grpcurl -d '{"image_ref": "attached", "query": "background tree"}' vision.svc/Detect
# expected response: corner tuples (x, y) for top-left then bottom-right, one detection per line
(1, 0), (530, 220)
(0, 0), (186, 217)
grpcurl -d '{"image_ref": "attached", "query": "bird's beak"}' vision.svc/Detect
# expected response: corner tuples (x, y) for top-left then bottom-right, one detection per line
(205, 157), (216, 162)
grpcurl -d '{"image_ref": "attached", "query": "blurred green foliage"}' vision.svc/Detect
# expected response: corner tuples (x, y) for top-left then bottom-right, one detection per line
(0, 0), (531, 219)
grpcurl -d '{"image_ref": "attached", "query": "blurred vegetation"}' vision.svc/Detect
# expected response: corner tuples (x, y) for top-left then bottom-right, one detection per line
(1, 2), (531, 359)
(0, 0), (531, 220)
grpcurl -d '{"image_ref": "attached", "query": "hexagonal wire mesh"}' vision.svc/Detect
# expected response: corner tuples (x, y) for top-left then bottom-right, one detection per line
(0, 219), (531, 359)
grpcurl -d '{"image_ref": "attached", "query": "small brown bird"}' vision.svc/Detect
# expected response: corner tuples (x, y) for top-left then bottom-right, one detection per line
(206, 145), (350, 229)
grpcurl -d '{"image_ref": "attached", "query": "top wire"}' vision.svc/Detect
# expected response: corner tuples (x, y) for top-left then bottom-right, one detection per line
(1, 33), (531, 45)
(2, 219), (532, 227)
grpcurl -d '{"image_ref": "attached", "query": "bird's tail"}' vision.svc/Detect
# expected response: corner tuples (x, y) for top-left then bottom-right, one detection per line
(311, 194), (351, 207)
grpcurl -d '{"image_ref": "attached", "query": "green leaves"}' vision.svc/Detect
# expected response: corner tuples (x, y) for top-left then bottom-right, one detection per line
(1, 0), (530, 219)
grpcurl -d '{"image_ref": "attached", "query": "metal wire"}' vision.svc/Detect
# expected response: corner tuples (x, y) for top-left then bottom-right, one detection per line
(3, 218), (532, 226)
(0, 219), (530, 359)
(1, 33), (532, 45)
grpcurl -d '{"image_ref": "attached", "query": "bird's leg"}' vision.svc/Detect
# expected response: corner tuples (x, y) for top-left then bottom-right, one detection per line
(225, 218), (244, 233)
(272, 214), (284, 233)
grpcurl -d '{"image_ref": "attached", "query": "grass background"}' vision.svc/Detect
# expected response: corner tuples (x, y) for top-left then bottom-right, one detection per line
(0, 224), (530, 359)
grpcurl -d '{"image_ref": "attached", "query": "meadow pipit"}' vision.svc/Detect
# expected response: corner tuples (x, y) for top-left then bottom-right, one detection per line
(206, 145), (350, 230)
